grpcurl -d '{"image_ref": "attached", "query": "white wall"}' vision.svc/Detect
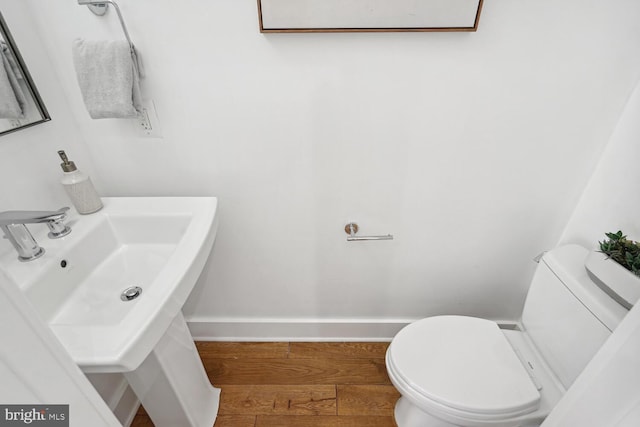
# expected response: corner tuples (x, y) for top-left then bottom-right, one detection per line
(560, 78), (640, 249)
(0, 1), (97, 255)
(17, 0), (640, 333)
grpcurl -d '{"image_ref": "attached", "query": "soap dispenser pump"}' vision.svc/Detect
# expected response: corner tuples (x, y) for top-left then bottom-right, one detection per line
(58, 150), (103, 214)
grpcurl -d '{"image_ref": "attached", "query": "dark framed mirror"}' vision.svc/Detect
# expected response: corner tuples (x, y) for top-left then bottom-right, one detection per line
(0, 11), (50, 137)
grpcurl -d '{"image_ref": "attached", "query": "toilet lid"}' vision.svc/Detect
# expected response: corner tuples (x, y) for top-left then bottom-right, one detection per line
(388, 316), (540, 417)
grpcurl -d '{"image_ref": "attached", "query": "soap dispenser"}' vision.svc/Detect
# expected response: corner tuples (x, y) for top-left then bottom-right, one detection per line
(57, 150), (103, 214)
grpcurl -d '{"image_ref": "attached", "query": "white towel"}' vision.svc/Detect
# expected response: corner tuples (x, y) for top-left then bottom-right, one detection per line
(72, 39), (142, 119)
(0, 44), (25, 119)
(1, 41), (23, 79)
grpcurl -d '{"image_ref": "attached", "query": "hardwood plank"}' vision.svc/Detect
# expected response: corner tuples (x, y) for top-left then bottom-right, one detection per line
(206, 358), (390, 385)
(289, 343), (389, 359)
(337, 385), (400, 416)
(256, 415), (396, 427)
(197, 342), (289, 359)
(214, 415), (256, 427)
(130, 414), (154, 427)
(219, 385), (336, 416)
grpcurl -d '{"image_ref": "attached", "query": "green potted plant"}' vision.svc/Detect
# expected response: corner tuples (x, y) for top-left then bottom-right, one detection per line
(599, 231), (640, 276)
(585, 231), (640, 309)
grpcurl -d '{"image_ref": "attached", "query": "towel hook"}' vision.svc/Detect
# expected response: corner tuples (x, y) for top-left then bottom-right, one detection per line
(77, 0), (140, 77)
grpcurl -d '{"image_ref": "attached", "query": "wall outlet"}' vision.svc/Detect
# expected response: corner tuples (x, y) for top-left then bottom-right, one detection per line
(135, 100), (162, 138)
(9, 119), (21, 128)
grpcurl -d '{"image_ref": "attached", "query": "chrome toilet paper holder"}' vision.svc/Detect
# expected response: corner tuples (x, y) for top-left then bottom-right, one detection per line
(344, 222), (393, 241)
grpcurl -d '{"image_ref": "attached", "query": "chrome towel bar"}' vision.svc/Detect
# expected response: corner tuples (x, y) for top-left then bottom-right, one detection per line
(77, 0), (140, 77)
(345, 222), (393, 242)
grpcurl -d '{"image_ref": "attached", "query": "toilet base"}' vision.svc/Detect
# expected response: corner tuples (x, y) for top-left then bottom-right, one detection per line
(394, 396), (542, 427)
(394, 397), (460, 427)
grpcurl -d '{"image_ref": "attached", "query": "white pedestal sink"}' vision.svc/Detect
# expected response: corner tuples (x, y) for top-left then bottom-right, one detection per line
(124, 312), (218, 427)
(3, 197), (220, 427)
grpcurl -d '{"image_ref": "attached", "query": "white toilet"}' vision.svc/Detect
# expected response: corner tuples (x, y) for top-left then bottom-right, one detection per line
(386, 244), (628, 427)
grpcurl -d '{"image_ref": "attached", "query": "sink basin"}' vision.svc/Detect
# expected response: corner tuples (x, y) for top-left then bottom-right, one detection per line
(2, 196), (222, 426)
(5, 197), (218, 373)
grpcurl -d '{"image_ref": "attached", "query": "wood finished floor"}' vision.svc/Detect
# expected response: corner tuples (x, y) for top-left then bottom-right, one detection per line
(131, 342), (399, 427)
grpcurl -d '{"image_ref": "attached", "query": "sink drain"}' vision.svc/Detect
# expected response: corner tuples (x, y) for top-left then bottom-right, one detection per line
(121, 286), (143, 301)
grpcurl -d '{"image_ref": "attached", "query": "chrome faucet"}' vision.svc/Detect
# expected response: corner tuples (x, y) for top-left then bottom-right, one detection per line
(0, 207), (71, 262)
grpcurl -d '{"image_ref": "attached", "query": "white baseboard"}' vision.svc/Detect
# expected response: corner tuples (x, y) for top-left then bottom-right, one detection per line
(185, 317), (418, 341)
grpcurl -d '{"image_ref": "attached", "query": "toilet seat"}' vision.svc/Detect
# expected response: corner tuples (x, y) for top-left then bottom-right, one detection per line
(387, 316), (541, 423)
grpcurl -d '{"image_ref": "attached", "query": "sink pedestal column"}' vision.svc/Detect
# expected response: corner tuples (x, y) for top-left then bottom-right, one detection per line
(124, 312), (220, 427)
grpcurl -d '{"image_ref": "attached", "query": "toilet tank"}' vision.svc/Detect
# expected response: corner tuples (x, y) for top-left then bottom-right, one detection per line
(521, 244), (628, 390)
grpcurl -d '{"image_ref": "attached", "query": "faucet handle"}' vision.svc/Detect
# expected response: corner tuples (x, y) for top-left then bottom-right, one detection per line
(47, 207), (71, 239)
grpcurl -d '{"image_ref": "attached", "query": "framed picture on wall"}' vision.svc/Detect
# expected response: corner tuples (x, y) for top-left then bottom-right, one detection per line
(258, 0), (484, 33)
